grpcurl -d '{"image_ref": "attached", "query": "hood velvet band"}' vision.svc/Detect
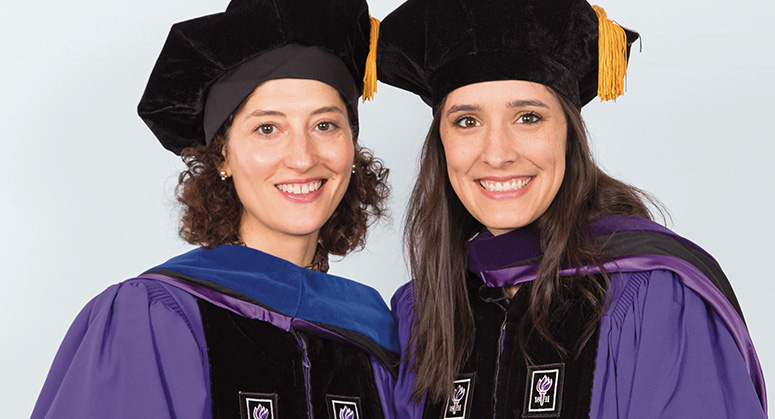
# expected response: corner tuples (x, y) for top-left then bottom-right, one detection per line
(203, 44), (359, 144)
(145, 244), (400, 355)
(463, 215), (766, 409)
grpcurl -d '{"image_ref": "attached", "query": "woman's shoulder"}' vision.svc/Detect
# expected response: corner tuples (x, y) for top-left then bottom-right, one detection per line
(605, 265), (738, 321)
(31, 277), (209, 419)
(390, 281), (414, 317)
(89, 277), (200, 318)
(595, 217), (746, 328)
(595, 269), (767, 417)
(594, 215), (717, 262)
(390, 281), (416, 350)
(68, 276), (206, 352)
(604, 269), (686, 321)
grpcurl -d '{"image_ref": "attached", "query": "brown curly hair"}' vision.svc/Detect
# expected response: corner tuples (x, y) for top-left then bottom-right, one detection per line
(176, 105), (389, 256)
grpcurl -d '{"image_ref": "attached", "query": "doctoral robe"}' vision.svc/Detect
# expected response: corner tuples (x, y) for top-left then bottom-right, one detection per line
(32, 245), (399, 419)
(392, 215), (766, 418)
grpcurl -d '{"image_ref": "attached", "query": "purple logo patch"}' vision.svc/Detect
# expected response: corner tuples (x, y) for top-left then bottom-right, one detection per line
(450, 385), (465, 414)
(326, 395), (361, 419)
(338, 405), (355, 419)
(443, 373), (475, 419)
(253, 405), (270, 419)
(523, 363), (564, 418)
(535, 375), (553, 406)
(239, 392), (277, 419)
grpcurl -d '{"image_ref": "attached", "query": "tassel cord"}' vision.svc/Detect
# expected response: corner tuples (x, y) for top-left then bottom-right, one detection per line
(362, 16), (380, 101)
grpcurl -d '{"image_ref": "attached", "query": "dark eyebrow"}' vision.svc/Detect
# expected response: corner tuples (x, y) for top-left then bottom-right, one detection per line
(508, 99), (550, 109)
(446, 104), (482, 116)
(246, 110), (286, 118)
(244, 106), (345, 119)
(446, 100), (549, 116)
(311, 106), (346, 116)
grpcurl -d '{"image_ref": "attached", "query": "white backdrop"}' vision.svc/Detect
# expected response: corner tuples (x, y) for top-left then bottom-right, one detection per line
(2, 1), (773, 416)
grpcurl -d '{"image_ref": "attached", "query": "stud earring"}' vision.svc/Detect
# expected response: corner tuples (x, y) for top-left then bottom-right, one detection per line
(351, 164), (356, 174)
(219, 171), (228, 181)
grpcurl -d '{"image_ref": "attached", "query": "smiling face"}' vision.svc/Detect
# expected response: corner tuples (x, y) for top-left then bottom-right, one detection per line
(221, 78), (354, 247)
(440, 80), (567, 236)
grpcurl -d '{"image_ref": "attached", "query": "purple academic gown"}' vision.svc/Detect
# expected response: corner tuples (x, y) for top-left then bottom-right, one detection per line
(392, 215), (767, 418)
(31, 245), (399, 419)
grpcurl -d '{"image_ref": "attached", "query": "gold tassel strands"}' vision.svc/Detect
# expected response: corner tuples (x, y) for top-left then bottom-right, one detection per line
(362, 16), (380, 102)
(592, 5), (629, 101)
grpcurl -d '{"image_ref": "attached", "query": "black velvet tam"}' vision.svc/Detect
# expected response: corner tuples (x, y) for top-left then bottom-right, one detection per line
(377, 0), (638, 109)
(138, 0), (372, 155)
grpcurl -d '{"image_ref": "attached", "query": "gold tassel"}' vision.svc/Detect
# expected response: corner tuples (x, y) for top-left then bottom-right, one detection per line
(592, 5), (629, 101)
(362, 16), (380, 102)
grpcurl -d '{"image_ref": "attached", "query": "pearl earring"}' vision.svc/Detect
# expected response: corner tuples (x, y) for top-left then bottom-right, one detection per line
(219, 171), (228, 181)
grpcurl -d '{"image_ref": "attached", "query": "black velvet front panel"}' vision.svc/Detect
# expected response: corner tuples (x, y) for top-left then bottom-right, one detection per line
(197, 299), (385, 419)
(494, 281), (599, 418)
(198, 299), (308, 418)
(306, 333), (385, 419)
(423, 274), (599, 419)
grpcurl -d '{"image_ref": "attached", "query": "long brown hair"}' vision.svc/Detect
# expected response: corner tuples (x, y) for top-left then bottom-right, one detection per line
(404, 90), (656, 403)
(177, 100), (390, 256)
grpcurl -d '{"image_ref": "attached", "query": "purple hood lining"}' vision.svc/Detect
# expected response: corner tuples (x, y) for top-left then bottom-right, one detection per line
(465, 215), (767, 412)
(467, 215), (716, 274)
(138, 272), (398, 376)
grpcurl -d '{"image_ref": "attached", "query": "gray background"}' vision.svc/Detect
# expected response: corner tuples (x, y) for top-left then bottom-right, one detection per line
(2, 0), (772, 416)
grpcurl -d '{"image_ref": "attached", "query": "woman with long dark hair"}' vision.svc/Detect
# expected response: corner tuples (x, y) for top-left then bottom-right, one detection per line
(31, 1), (398, 418)
(377, 0), (767, 417)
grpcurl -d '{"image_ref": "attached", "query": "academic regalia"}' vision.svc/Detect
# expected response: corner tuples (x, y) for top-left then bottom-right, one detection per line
(377, 0), (767, 416)
(391, 215), (766, 418)
(32, 245), (399, 419)
(34, 0), (393, 417)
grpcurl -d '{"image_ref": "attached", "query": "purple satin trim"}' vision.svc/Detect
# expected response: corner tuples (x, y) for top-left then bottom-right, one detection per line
(371, 355), (396, 419)
(467, 225), (542, 274)
(140, 274), (393, 367)
(140, 273), (294, 330)
(479, 265), (539, 288)
(390, 283), (427, 419)
(479, 255), (767, 412)
(291, 318), (373, 354)
(468, 215), (717, 274)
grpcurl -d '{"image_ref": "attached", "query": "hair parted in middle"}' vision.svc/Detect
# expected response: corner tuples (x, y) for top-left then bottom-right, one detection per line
(404, 87), (658, 403)
(176, 100), (389, 256)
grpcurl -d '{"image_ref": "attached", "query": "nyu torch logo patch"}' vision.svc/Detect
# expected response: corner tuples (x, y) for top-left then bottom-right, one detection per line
(443, 373), (475, 419)
(523, 364), (564, 418)
(239, 392), (278, 419)
(326, 395), (362, 419)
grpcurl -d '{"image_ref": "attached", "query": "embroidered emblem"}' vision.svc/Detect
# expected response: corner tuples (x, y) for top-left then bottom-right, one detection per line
(239, 392), (278, 419)
(523, 363), (565, 418)
(443, 373), (475, 419)
(254, 405), (270, 419)
(338, 406), (355, 419)
(326, 395), (362, 419)
(536, 375), (553, 406)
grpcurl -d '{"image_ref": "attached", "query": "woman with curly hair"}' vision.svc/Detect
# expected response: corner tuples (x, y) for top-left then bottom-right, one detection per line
(31, 1), (397, 418)
(377, 0), (766, 417)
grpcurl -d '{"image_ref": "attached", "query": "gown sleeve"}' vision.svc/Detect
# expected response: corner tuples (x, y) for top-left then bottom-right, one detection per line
(31, 279), (210, 419)
(390, 282), (426, 419)
(590, 269), (766, 418)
